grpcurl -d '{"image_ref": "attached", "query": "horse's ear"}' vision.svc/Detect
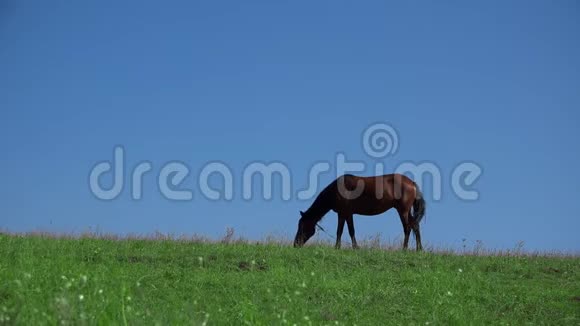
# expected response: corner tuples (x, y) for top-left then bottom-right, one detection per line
(300, 210), (305, 217)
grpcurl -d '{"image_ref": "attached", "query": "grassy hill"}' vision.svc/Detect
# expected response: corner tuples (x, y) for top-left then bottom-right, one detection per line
(0, 233), (578, 325)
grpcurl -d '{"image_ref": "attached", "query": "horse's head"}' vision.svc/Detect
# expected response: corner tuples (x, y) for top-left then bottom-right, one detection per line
(294, 211), (316, 247)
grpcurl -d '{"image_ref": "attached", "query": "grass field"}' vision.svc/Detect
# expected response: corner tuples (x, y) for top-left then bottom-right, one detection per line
(0, 233), (578, 325)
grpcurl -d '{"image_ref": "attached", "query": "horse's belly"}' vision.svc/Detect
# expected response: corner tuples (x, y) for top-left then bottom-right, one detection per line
(349, 199), (393, 216)
(354, 206), (392, 216)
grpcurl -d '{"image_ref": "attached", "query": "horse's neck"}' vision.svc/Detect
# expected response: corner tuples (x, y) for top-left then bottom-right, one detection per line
(306, 205), (330, 223)
(306, 188), (333, 222)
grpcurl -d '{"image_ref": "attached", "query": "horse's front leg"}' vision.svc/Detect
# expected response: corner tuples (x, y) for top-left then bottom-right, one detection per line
(346, 214), (359, 249)
(335, 215), (346, 249)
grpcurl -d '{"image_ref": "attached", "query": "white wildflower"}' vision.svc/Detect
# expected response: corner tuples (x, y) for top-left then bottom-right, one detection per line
(201, 313), (210, 326)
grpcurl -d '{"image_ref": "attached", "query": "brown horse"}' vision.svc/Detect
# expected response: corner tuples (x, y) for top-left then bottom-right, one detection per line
(294, 174), (426, 251)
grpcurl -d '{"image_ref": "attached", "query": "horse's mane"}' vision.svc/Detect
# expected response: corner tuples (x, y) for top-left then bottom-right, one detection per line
(304, 179), (337, 223)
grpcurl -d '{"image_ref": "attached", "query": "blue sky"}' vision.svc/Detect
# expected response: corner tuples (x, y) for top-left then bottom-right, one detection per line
(1, 1), (579, 252)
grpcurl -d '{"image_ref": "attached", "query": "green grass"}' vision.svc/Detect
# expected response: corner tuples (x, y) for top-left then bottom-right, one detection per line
(0, 233), (578, 325)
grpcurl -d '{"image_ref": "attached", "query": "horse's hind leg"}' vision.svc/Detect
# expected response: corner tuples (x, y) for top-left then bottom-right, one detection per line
(346, 214), (359, 249)
(397, 208), (411, 250)
(412, 225), (423, 251)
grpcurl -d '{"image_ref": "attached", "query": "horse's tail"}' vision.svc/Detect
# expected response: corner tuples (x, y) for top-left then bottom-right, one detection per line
(411, 183), (426, 225)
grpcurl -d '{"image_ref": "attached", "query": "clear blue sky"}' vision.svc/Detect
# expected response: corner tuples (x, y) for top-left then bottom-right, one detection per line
(1, 1), (579, 252)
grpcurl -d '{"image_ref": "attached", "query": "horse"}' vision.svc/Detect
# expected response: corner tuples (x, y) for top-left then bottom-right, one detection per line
(293, 173), (426, 251)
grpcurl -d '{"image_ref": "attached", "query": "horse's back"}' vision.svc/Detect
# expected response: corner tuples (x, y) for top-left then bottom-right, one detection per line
(334, 174), (416, 215)
(341, 173), (414, 191)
